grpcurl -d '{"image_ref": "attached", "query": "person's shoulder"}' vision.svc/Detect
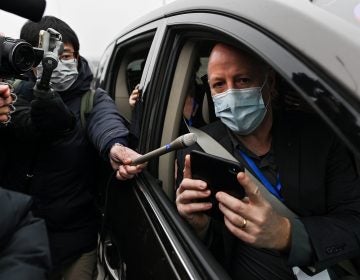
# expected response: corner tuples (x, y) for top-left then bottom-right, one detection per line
(92, 87), (113, 103)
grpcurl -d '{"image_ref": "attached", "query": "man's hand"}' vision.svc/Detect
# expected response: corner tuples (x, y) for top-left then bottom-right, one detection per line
(176, 154), (212, 237)
(0, 83), (16, 124)
(216, 172), (291, 251)
(109, 144), (146, 180)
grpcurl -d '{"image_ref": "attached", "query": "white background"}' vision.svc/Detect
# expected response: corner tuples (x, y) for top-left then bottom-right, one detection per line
(0, 0), (177, 61)
(1, 0), (359, 63)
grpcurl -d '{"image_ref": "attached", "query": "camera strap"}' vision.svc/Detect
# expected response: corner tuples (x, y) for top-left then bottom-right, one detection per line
(80, 89), (95, 129)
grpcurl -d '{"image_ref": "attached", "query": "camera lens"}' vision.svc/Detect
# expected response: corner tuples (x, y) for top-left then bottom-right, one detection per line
(1, 37), (35, 74)
(9, 41), (35, 73)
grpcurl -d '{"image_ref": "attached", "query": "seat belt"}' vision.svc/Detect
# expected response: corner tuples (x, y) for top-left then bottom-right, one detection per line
(187, 126), (335, 280)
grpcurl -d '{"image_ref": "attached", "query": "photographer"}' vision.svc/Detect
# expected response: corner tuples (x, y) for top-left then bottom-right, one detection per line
(1, 16), (144, 280)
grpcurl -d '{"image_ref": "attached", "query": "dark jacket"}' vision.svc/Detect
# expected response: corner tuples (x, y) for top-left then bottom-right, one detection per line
(1, 57), (129, 269)
(176, 111), (360, 279)
(0, 187), (51, 279)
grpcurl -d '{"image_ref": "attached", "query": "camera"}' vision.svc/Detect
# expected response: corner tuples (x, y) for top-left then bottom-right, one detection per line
(0, 36), (44, 79)
(35, 28), (63, 92)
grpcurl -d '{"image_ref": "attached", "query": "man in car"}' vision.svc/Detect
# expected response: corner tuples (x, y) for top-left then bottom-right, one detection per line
(1, 16), (145, 280)
(176, 43), (360, 279)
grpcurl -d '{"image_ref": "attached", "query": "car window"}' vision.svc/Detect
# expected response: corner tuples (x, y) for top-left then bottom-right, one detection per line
(111, 32), (154, 122)
(126, 58), (146, 91)
(158, 33), (359, 277)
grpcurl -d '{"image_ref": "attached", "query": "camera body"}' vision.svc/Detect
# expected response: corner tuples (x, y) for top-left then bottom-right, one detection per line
(0, 28), (63, 82)
(0, 36), (43, 79)
(35, 28), (64, 92)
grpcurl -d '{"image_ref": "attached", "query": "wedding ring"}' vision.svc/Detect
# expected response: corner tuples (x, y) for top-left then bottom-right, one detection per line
(240, 217), (247, 229)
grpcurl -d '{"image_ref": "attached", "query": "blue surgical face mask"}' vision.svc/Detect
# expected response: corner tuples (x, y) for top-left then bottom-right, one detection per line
(212, 78), (268, 135)
(36, 59), (78, 92)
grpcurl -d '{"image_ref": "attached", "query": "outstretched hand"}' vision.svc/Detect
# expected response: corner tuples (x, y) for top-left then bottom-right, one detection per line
(109, 144), (146, 180)
(216, 172), (291, 251)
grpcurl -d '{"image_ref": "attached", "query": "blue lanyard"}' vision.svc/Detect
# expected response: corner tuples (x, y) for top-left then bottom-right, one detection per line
(239, 150), (284, 201)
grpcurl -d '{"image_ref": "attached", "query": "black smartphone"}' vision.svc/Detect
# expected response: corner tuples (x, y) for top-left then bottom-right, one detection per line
(190, 150), (245, 220)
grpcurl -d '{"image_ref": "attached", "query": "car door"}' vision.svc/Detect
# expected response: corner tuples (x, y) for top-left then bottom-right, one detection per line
(95, 18), (232, 280)
(95, 7), (360, 280)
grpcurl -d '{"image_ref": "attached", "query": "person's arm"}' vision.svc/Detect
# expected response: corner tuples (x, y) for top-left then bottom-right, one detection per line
(7, 78), (75, 136)
(0, 188), (51, 280)
(30, 90), (76, 133)
(86, 88), (129, 157)
(86, 88), (144, 180)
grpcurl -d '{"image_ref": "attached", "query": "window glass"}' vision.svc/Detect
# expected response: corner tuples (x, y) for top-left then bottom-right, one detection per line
(126, 58), (146, 91)
(112, 37), (153, 122)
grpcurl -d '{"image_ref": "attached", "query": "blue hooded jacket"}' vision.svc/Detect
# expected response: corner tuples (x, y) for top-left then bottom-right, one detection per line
(1, 56), (129, 268)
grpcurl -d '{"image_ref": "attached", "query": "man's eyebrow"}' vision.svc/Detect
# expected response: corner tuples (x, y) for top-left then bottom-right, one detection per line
(208, 75), (223, 81)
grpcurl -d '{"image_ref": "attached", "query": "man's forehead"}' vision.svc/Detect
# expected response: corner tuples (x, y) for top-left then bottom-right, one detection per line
(208, 59), (260, 79)
(208, 46), (265, 77)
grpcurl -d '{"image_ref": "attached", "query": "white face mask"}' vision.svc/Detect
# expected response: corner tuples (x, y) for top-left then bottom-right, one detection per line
(212, 77), (268, 135)
(36, 59), (78, 92)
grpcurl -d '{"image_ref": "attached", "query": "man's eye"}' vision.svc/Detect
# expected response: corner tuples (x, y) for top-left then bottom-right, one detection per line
(235, 78), (250, 84)
(212, 82), (224, 89)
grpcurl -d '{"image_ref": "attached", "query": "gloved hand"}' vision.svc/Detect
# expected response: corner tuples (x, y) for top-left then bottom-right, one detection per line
(30, 92), (75, 132)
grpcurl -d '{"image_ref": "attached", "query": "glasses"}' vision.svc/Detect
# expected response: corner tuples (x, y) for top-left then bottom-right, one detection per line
(59, 51), (77, 62)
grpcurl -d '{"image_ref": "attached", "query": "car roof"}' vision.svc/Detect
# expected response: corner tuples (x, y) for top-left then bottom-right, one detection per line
(311, 0), (360, 29)
(114, 0), (360, 99)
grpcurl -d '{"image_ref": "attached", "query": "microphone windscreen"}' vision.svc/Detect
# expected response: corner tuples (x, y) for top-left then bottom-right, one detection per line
(0, 0), (46, 22)
(182, 133), (197, 147)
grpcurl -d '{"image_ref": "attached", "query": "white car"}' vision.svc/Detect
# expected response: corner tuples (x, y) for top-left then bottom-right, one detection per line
(94, 0), (360, 279)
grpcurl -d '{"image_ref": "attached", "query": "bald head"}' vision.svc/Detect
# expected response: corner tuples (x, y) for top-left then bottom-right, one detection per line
(207, 43), (269, 95)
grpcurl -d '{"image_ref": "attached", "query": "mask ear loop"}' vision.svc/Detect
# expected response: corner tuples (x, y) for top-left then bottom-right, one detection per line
(260, 74), (272, 110)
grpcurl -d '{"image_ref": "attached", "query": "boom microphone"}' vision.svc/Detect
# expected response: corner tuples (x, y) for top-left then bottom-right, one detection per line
(132, 133), (197, 165)
(0, 0), (46, 22)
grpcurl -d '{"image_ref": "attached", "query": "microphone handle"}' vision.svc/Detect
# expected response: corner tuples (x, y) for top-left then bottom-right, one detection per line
(131, 145), (170, 165)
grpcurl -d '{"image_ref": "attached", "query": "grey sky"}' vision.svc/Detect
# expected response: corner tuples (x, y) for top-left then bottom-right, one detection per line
(0, 0), (175, 60)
